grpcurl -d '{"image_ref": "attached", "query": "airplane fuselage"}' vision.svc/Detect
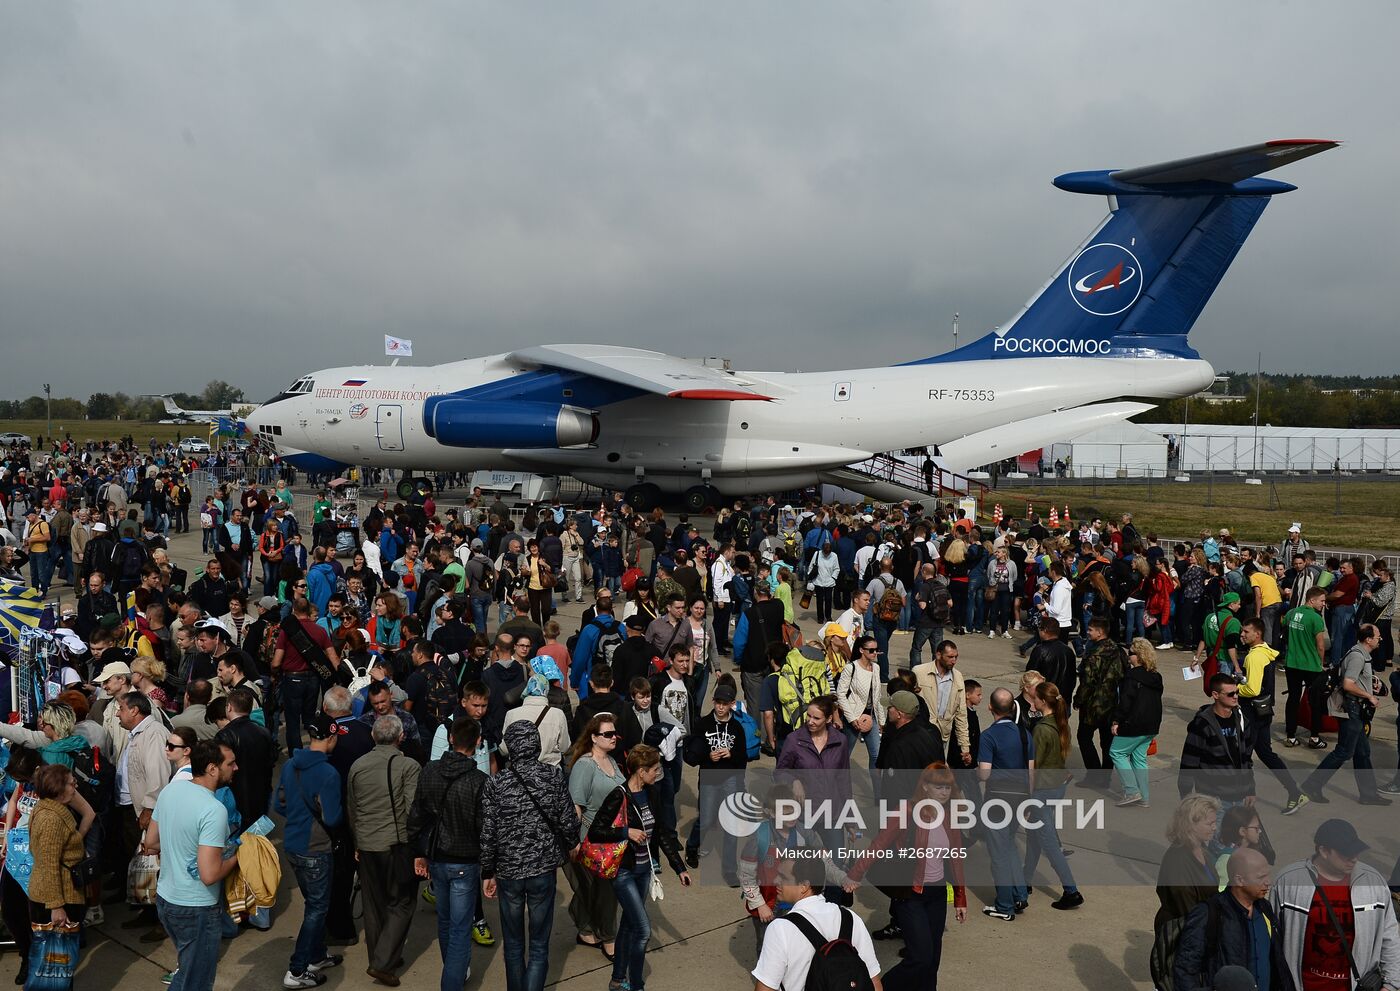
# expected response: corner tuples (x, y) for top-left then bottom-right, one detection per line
(248, 354), (1213, 495)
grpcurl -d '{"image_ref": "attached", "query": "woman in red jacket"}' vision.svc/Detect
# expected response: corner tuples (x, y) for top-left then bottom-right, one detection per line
(845, 762), (966, 991)
(1146, 557), (1176, 649)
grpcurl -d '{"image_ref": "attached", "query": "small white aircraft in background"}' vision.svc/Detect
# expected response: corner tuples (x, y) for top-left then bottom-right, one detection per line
(246, 139), (1337, 510)
(145, 395), (232, 424)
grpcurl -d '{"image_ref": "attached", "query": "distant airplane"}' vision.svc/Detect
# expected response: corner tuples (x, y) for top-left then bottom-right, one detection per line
(144, 395), (235, 424)
(245, 139), (1338, 510)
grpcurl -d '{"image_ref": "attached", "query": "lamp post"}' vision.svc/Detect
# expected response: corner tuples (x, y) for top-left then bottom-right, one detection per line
(43, 383), (52, 444)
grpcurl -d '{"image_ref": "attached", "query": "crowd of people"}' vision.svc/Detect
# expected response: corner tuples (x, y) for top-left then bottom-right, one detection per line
(0, 430), (1397, 991)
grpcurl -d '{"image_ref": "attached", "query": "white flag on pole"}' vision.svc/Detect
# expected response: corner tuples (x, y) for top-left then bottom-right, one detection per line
(384, 335), (414, 357)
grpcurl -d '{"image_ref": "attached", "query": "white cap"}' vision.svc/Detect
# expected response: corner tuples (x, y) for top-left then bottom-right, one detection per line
(1288, 523), (1301, 533)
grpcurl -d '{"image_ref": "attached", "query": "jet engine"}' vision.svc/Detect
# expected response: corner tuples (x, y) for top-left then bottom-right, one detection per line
(425, 399), (598, 449)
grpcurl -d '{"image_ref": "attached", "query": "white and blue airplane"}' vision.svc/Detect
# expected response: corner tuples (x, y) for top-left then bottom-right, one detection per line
(247, 139), (1336, 510)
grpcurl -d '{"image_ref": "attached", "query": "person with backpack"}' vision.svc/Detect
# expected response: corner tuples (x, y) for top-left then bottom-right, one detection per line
(775, 645), (832, 739)
(865, 558), (906, 683)
(571, 592), (625, 701)
(1178, 673), (1257, 811)
(1173, 848), (1295, 991)
(910, 564), (951, 667)
(734, 582), (788, 721)
(682, 680), (748, 876)
(751, 853), (880, 991)
(403, 639), (459, 742)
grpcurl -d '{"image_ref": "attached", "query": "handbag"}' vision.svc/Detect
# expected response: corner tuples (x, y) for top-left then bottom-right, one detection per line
(26, 922), (81, 991)
(648, 860), (664, 902)
(577, 789), (630, 880)
(1314, 869), (1386, 991)
(385, 756), (420, 891)
(799, 591), (813, 610)
(65, 855), (102, 891)
(983, 586), (998, 602)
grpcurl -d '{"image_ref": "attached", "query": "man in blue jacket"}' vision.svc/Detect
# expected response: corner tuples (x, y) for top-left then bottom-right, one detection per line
(273, 713), (347, 988)
(570, 597), (623, 700)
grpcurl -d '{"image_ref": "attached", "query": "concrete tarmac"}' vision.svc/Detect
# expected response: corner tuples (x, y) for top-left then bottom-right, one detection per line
(43, 518), (1398, 991)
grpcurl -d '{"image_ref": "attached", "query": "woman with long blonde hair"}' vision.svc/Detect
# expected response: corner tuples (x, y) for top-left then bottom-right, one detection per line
(1110, 638), (1163, 808)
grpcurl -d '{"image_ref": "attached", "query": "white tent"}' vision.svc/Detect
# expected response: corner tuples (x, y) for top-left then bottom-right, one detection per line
(1138, 424), (1400, 472)
(1060, 420), (1169, 478)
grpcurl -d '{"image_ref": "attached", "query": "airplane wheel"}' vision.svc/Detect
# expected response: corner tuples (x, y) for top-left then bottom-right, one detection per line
(395, 476), (435, 500)
(683, 485), (717, 513)
(625, 483), (663, 513)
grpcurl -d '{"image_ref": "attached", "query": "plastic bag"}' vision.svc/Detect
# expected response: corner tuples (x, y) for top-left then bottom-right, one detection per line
(27, 922), (81, 991)
(127, 843), (160, 906)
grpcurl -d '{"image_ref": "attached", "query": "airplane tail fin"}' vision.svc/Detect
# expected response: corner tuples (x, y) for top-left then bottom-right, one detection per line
(160, 397), (184, 416)
(910, 139), (1338, 363)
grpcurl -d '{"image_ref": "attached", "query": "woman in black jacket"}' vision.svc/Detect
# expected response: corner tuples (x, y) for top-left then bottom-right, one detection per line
(587, 744), (691, 991)
(1109, 637), (1164, 808)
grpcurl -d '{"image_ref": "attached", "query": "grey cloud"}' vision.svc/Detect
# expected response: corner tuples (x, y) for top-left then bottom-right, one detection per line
(0, 2), (1392, 401)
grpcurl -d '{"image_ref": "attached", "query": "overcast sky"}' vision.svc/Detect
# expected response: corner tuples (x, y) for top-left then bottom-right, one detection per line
(1, 2), (1392, 402)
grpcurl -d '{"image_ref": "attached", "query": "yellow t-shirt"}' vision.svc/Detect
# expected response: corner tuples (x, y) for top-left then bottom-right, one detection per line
(27, 520), (50, 554)
(1250, 571), (1282, 608)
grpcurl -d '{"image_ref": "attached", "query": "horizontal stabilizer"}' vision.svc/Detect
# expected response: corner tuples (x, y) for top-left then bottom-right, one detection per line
(936, 402), (1156, 473)
(1110, 139), (1339, 187)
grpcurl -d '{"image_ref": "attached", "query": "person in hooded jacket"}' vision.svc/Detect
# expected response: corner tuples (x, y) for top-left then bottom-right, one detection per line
(1109, 637), (1164, 808)
(272, 713), (346, 989)
(481, 721), (581, 991)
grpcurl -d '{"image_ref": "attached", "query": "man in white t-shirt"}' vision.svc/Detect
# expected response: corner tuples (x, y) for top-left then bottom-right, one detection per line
(752, 855), (882, 991)
(835, 589), (871, 651)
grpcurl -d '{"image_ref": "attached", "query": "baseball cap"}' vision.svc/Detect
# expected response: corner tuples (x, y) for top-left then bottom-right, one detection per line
(94, 659), (132, 683)
(306, 713), (348, 741)
(1288, 523), (1301, 533)
(257, 595), (280, 611)
(712, 683), (737, 703)
(889, 691), (920, 717)
(1314, 818), (1368, 857)
(1219, 592), (1241, 607)
(98, 613), (123, 631)
(820, 622), (850, 641)
(624, 615), (648, 631)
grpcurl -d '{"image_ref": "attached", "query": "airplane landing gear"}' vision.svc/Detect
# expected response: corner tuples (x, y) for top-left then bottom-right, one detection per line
(624, 482), (663, 512)
(683, 485), (720, 513)
(396, 476), (433, 501)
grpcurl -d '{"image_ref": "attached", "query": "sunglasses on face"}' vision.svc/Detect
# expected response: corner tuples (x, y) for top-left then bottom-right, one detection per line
(861, 647), (877, 653)
(1219, 690), (1239, 698)
(164, 741), (188, 751)
(595, 730), (619, 739)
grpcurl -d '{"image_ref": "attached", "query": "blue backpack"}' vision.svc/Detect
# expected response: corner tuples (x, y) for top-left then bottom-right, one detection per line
(733, 702), (762, 760)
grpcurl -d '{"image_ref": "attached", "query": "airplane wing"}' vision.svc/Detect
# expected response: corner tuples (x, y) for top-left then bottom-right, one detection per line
(504, 344), (780, 401)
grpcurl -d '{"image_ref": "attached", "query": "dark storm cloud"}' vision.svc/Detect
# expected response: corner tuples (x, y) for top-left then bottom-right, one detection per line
(0, 2), (1392, 401)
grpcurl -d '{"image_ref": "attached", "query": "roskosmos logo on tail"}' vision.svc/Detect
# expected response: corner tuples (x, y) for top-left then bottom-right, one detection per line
(718, 792), (766, 837)
(1067, 242), (1143, 316)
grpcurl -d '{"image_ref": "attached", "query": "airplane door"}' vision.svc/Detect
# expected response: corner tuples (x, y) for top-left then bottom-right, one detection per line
(376, 405), (404, 452)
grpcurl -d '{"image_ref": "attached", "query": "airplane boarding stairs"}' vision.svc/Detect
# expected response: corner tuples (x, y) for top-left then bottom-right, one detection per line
(819, 453), (988, 510)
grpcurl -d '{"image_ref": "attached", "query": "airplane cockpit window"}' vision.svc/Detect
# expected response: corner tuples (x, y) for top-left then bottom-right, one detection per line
(263, 375), (315, 405)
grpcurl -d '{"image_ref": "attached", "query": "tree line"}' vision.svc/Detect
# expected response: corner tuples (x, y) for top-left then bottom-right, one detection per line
(0, 381), (247, 421)
(1141, 373), (1400, 430)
